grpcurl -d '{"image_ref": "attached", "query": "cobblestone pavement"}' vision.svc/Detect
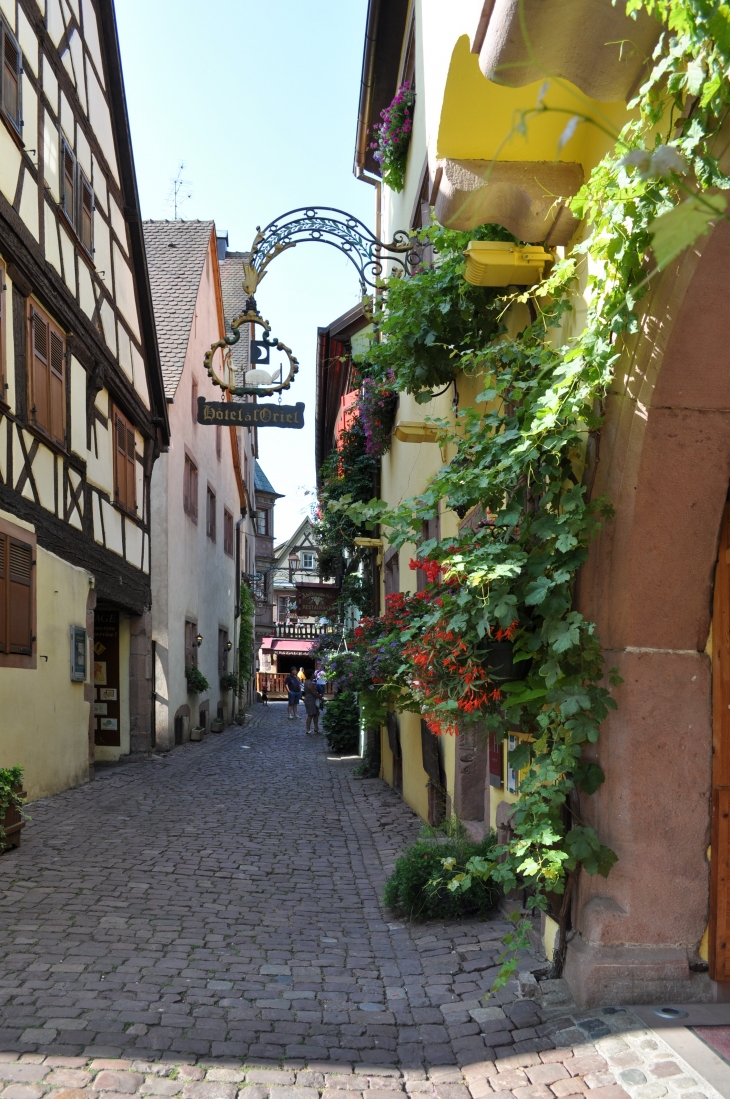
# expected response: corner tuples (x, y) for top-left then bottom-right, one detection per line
(0, 704), (722, 1099)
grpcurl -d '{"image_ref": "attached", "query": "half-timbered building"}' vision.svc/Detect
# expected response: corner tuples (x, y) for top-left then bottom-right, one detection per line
(0, 0), (168, 796)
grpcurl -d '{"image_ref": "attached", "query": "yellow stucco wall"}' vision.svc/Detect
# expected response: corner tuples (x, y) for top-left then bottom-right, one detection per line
(0, 509), (91, 800)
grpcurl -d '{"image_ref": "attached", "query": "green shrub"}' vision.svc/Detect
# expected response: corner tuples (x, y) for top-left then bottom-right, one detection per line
(185, 666), (209, 694)
(322, 691), (360, 754)
(384, 825), (498, 920)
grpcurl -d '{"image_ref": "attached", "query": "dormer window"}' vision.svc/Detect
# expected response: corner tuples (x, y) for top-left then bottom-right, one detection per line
(302, 552), (315, 570)
(0, 20), (21, 134)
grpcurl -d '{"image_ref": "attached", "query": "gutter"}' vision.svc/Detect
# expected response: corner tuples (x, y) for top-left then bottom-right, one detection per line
(354, 0), (382, 181)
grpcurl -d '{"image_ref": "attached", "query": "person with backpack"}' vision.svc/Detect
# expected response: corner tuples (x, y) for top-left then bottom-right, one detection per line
(302, 669), (321, 736)
(284, 666), (302, 719)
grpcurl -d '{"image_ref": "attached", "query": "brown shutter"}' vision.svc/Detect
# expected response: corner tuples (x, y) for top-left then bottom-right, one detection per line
(8, 538), (32, 654)
(30, 308), (50, 433)
(62, 143), (76, 222)
(49, 329), (65, 444)
(80, 176), (94, 253)
(3, 32), (20, 128)
(125, 425), (136, 512)
(114, 413), (125, 506)
(191, 463), (198, 519)
(183, 456), (190, 514)
(0, 532), (6, 653)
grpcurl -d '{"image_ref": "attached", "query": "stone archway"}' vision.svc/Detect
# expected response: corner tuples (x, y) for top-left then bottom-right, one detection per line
(565, 221), (730, 1006)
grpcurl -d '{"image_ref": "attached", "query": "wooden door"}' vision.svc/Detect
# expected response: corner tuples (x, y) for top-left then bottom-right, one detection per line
(93, 608), (120, 747)
(710, 504), (730, 980)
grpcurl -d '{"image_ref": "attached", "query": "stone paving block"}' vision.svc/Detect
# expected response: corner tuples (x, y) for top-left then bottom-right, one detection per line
(649, 1064), (681, 1079)
(526, 1066), (568, 1086)
(141, 1079), (184, 1095)
(2, 1086), (45, 1099)
(0, 1069), (49, 1084)
(93, 1073), (144, 1093)
(45, 1071), (93, 1088)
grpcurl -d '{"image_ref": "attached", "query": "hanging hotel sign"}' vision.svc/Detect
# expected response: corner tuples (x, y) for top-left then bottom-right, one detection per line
(197, 397), (304, 429)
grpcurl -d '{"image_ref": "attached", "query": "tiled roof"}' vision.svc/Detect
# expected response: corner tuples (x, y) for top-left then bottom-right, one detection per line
(255, 461), (283, 499)
(143, 220), (214, 399)
(220, 251), (250, 378)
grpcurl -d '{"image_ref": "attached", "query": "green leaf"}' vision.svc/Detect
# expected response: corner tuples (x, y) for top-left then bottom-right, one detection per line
(415, 390), (435, 404)
(649, 195), (728, 270)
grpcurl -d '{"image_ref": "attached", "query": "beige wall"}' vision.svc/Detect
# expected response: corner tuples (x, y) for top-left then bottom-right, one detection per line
(0, 509), (92, 800)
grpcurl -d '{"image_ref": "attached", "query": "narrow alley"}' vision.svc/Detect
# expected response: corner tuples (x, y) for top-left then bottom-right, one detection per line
(0, 708), (722, 1099)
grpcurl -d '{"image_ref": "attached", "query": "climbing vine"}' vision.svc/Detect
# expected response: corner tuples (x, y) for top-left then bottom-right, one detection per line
(323, 0), (730, 975)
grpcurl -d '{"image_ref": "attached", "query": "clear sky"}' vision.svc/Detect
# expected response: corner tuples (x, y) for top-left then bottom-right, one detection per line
(115, 0), (372, 541)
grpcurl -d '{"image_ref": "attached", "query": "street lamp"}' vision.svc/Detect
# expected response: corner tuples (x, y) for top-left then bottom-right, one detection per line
(195, 633), (203, 648)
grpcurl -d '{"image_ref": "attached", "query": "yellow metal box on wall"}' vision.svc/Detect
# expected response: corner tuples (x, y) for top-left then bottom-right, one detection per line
(464, 241), (551, 286)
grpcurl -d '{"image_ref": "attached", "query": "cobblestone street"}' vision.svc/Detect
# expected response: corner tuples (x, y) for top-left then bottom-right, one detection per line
(0, 705), (724, 1099)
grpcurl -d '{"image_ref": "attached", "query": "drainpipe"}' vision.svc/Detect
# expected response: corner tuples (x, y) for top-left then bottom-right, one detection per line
(354, 0), (383, 245)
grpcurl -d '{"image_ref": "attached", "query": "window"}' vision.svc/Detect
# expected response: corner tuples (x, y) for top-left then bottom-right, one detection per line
(191, 377), (198, 424)
(28, 301), (66, 446)
(278, 595), (296, 621)
(0, 517), (36, 669)
(0, 20), (21, 134)
(255, 508), (269, 536)
(206, 486), (216, 541)
(113, 407), (136, 514)
(223, 509), (234, 557)
(218, 628), (228, 675)
(302, 552), (315, 570)
(215, 424), (222, 460)
(59, 140), (94, 256)
(184, 620), (198, 668)
(183, 453), (198, 520)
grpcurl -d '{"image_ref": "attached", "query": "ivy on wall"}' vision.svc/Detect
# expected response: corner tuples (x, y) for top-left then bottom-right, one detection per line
(323, 0), (730, 978)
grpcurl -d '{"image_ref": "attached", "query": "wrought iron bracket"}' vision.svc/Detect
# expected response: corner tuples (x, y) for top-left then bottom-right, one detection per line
(204, 207), (420, 398)
(242, 206), (421, 296)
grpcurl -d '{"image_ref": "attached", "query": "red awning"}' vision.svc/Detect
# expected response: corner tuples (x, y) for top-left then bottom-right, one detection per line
(261, 638), (315, 655)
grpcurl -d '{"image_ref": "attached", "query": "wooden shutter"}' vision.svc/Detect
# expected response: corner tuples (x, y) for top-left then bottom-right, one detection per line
(125, 423), (136, 512)
(183, 455), (190, 514)
(30, 307), (50, 433)
(62, 142), (76, 224)
(49, 328), (65, 444)
(80, 174), (94, 254)
(190, 462), (198, 519)
(0, 532), (5, 653)
(2, 30), (20, 130)
(8, 538), (32, 654)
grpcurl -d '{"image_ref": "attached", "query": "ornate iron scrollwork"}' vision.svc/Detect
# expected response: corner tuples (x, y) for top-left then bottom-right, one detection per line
(204, 207), (420, 397)
(242, 207), (421, 296)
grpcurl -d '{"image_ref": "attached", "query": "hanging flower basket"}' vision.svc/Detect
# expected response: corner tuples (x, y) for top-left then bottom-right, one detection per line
(370, 82), (415, 193)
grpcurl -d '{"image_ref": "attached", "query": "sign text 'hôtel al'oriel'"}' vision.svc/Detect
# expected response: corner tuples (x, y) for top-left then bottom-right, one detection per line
(197, 397), (304, 429)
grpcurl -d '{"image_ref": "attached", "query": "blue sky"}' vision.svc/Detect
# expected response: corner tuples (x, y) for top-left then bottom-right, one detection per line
(115, 0), (372, 540)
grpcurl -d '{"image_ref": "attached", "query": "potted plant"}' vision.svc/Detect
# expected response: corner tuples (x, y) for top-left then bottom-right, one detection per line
(190, 725), (205, 742)
(185, 666), (209, 694)
(0, 766), (27, 850)
(210, 717), (225, 733)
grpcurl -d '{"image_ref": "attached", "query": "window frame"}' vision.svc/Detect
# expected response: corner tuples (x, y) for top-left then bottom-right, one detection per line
(112, 405), (137, 516)
(223, 508), (234, 557)
(0, 19), (22, 136)
(255, 508), (270, 536)
(0, 516), (36, 670)
(302, 551), (315, 571)
(27, 298), (67, 448)
(218, 628), (228, 676)
(206, 485), (216, 542)
(183, 451), (198, 521)
(191, 377), (198, 424)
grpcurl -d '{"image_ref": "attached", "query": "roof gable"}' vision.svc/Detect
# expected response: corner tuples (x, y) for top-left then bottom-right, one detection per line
(142, 220), (215, 399)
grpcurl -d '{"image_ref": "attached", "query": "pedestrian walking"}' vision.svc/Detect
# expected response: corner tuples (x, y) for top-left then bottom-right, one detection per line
(285, 666), (302, 719)
(315, 667), (327, 696)
(302, 669), (321, 736)
(297, 666), (306, 683)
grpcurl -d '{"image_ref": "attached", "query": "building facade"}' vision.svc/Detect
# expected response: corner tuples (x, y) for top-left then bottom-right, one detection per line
(0, 0), (168, 796)
(145, 220), (257, 746)
(344, 0), (730, 1005)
